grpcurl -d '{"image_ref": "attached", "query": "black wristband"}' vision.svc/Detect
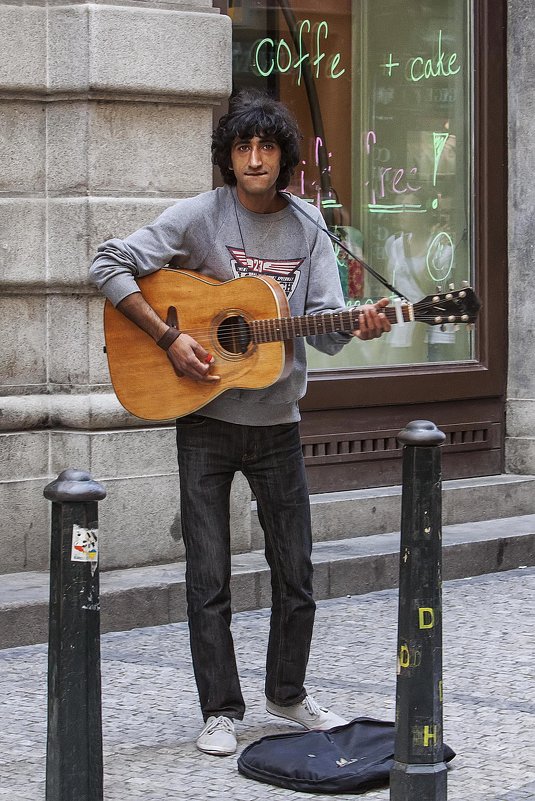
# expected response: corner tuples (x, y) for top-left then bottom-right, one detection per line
(156, 327), (181, 351)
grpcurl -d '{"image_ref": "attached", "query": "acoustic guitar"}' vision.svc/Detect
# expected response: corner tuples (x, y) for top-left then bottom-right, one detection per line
(103, 268), (481, 421)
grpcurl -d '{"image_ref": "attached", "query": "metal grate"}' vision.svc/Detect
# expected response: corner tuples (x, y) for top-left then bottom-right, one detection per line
(302, 423), (495, 465)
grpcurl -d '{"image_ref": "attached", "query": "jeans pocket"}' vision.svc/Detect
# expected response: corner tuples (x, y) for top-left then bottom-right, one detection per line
(176, 413), (207, 428)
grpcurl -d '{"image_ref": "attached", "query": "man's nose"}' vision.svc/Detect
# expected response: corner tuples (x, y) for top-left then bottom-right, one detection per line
(249, 146), (262, 167)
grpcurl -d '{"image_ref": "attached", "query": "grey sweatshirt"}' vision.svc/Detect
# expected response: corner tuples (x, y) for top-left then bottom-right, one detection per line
(90, 185), (351, 425)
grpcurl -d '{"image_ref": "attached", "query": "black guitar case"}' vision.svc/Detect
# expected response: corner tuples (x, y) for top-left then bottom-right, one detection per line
(238, 717), (455, 794)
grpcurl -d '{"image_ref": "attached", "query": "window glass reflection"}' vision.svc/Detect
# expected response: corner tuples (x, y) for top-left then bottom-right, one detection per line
(229, 0), (473, 368)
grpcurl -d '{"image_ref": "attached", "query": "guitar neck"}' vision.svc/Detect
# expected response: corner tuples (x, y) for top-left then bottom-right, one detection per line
(249, 303), (414, 343)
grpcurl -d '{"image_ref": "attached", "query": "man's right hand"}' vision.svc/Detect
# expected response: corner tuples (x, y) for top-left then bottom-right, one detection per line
(166, 333), (220, 383)
(116, 291), (220, 383)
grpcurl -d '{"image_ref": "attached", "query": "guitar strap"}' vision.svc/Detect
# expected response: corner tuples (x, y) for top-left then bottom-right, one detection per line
(279, 191), (409, 302)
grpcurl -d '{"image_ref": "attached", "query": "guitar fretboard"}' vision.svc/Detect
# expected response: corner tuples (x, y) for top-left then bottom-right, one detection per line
(249, 304), (413, 343)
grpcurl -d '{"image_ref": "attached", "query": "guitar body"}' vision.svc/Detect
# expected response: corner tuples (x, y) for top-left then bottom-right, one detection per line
(104, 268), (481, 422)
(103, 269), (293, 421)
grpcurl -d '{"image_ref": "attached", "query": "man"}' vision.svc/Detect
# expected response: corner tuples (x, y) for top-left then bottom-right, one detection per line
(90, 90), (391, 756)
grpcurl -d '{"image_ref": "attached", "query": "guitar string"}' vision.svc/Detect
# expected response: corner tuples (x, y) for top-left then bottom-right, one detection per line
(166, 300), (470, 346)
(173, 301), (469, 338)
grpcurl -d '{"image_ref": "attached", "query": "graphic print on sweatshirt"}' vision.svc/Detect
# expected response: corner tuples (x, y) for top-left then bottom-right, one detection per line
(227, 246), (304, 299)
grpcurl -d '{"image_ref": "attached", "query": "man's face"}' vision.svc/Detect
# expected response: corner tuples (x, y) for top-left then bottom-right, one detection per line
(230, 135), (282, 203)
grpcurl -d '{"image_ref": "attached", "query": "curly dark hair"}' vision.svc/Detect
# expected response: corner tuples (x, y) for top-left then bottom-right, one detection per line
(212, 89), (301, 190)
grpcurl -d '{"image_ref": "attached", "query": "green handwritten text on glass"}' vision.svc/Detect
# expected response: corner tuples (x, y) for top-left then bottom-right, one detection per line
(253, 20), (346, 85)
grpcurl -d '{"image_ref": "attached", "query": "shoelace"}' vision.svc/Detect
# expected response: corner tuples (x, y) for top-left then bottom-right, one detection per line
(204, 716), (234, 736)
(303, 695), (326, 717)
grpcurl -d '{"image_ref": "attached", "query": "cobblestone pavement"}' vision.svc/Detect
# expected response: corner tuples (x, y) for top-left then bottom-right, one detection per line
(1, 567), (534, 801)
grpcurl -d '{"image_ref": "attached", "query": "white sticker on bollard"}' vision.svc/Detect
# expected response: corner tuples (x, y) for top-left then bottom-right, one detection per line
(71, 524), (98, 563)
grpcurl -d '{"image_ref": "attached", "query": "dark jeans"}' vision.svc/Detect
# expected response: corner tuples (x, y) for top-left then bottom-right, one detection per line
(175, 415), (316, 722)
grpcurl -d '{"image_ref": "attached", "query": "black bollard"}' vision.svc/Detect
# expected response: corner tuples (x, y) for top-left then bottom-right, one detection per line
(44, 468), (107, 801)
(390, 421), (447, 801)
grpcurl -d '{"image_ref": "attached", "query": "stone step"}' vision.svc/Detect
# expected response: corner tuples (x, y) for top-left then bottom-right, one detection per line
(251, 473), (535, 547)
(1, 513), (534, 650)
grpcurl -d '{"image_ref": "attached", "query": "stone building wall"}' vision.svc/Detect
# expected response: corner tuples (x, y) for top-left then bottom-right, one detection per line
(1, 0), (533, 577)
(506, 0), (535, 474)
(0, 0), (253, 574)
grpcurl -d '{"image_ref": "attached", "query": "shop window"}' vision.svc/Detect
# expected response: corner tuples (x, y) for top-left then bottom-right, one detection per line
(229, 0), (474, 371)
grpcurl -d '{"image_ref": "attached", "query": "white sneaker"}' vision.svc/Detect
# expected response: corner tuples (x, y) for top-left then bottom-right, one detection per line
(196, 715), (237, 756)
(266, 694), (348, 731)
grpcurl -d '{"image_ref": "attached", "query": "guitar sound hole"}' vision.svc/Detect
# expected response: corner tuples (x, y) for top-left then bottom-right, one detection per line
(217, 316), (251, 355)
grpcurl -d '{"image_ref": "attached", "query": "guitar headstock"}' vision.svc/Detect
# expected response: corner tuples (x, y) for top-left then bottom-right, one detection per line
(413, 286), (481, 327)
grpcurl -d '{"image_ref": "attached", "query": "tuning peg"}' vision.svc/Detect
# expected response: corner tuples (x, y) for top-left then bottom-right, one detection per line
(461, 280), (469, 287)
(448, 283), (455, 290)
(436, 285), (443, 292)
